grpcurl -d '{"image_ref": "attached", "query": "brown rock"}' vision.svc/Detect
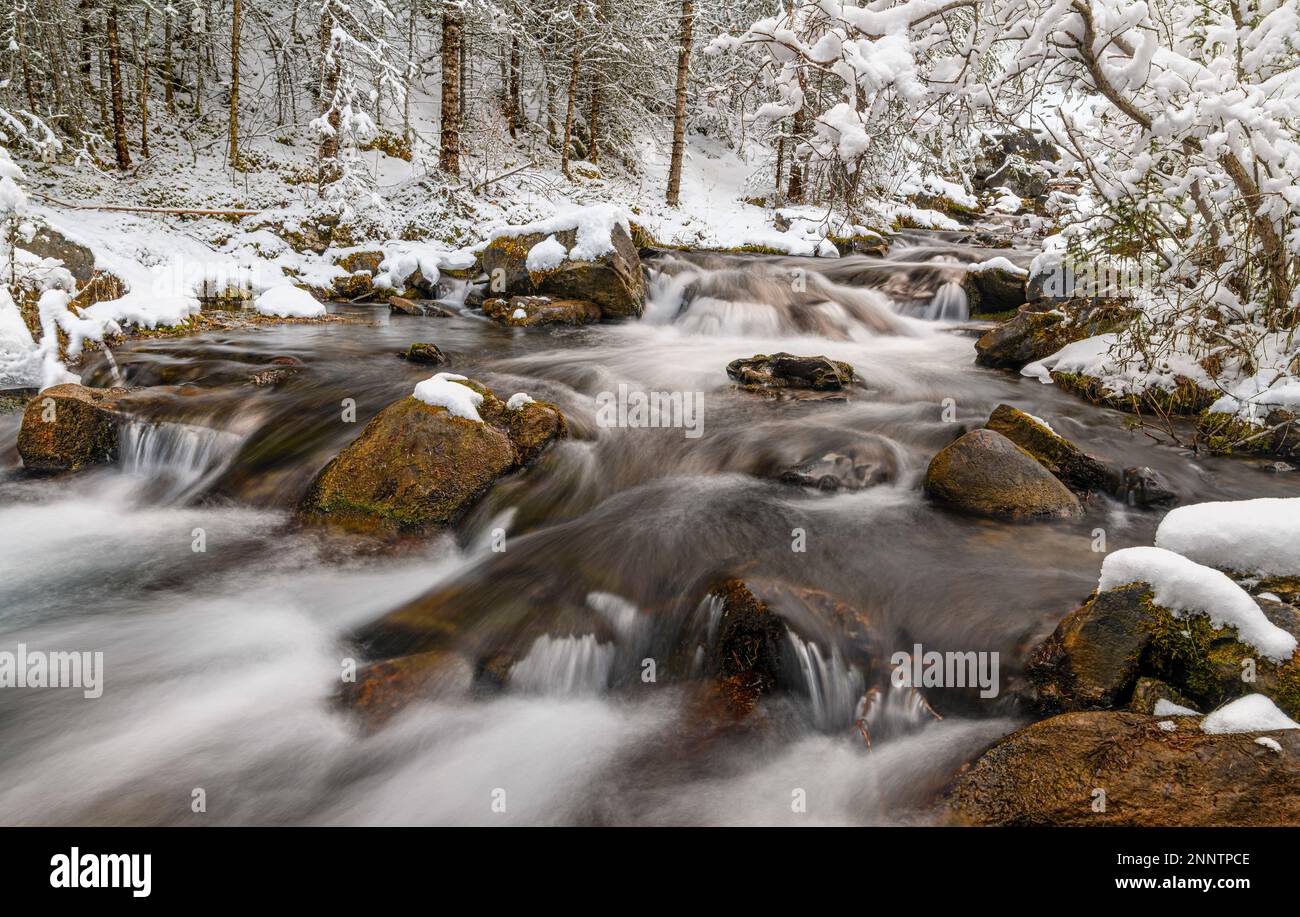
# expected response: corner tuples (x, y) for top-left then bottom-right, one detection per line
(924, 428), (1083, 520)
(483, 295), (602, 327)
(17, 384), (129, 472)
(945, 711), (1300, 826)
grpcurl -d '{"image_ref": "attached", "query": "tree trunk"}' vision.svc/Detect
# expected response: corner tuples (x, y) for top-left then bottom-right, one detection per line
(164, 12), (174, 110)
(229, 0), (241, 166)
(318, 3), (340, 173)
(665, 0), (694, 205)
(438, 5), (462, 176)
(508, 36), (521, 138)
(139, 8), (151, 158)
(561, 49), (580, 178)
(106, 3), (132, 170)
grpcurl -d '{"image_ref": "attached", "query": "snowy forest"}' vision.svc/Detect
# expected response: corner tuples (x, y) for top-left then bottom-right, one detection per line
(1, 0), (1300, 833)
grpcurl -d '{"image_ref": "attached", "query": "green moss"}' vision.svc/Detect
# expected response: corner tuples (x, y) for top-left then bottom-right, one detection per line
(1142, 596), (1300, 718)
(1052, 371), (1216, 416)
(1198, 411), (1276, 455)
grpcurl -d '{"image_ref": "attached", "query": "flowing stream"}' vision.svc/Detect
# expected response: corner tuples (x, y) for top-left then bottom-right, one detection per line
(3, 234), (1299, 826)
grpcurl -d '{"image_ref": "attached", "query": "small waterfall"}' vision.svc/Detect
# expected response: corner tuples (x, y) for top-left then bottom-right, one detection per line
(118, 419), (244, 502)
(920, 282), (969, 321)
(100, 348), (127, 387)
(643, 254), (916, 339)
(855, 683), (941, 746)
(785, 632), (866, 731)
(509, 634), (616, 696)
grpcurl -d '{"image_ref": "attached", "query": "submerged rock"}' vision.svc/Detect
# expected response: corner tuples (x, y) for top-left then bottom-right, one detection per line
(923, 428), (1082, 520)
(1028, 582), (1300, 718)
(480, 223), (645, 319)
(338, 650), (473, 727)
(483, 295), (602, 327)
(779, 444), (898, 491)
(984, 404), (1109, 493)
(301, 378), (566, 535)
(945, 710), (1300, 826)
(398, 343), (447, 365)
(727, 352), (855, 391)
(1111, 465), (1177, 507)
(704, 579), (790, 715)
(389, 296), (452, 317)
(17, 384), (130, 473)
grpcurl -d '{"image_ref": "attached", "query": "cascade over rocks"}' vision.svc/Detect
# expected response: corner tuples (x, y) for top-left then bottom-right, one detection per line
(923, 428), (1083, 520)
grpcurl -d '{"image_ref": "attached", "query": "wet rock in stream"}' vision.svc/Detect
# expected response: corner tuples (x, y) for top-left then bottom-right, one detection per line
(726, 352), (855, 392)
(16, 383), (132, 472)
(300, 377), (566, 535)
(984, 403), (1109, 494)
(924, 428), (1082, 520)
(483, 295), (602, 327)
(945, 711), (1300, 826)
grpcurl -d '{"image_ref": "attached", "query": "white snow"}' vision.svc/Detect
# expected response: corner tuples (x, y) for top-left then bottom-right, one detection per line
(1256, 736), (1283, 752)
(1201, 694), (1300, 735)
(510, 307), (527, 320)
(1021, 332), (1213, 400)
(1157, 720), (1177, 731)
(1098, 546), (1297, 662)
(1154, 698), (1200, 717)
(525, 234), (568, 273)
(968, 256), (1028, 277)
(412, 372), (484, 422)
(254, 285), (326, 319)
(487, 203), (629, 262)
(1155, 498), (1300, 577)
(505, 393), (535, 411)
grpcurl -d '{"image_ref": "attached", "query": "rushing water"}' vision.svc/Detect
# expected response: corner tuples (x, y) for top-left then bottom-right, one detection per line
(2, 236), (1299, 826)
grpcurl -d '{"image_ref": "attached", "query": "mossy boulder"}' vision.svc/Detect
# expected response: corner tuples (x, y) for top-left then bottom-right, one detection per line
(1029, 583), (1300, 719)
(962, 264), (1026, 317)
(945, 711), (1300, 826)
(924, 428), (1082, 520)
(1028, 584), (1159, 712)
(301, 379), (567, 535)
(984, 404), (1109, 493)
(726, 352), (855, 391)
(479, 223), (645, 319)
(482, 295), (602, 327)
(16, 384), (129, 472)
(974, 297), (1135, 371)
(336, 250), (384, 275)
